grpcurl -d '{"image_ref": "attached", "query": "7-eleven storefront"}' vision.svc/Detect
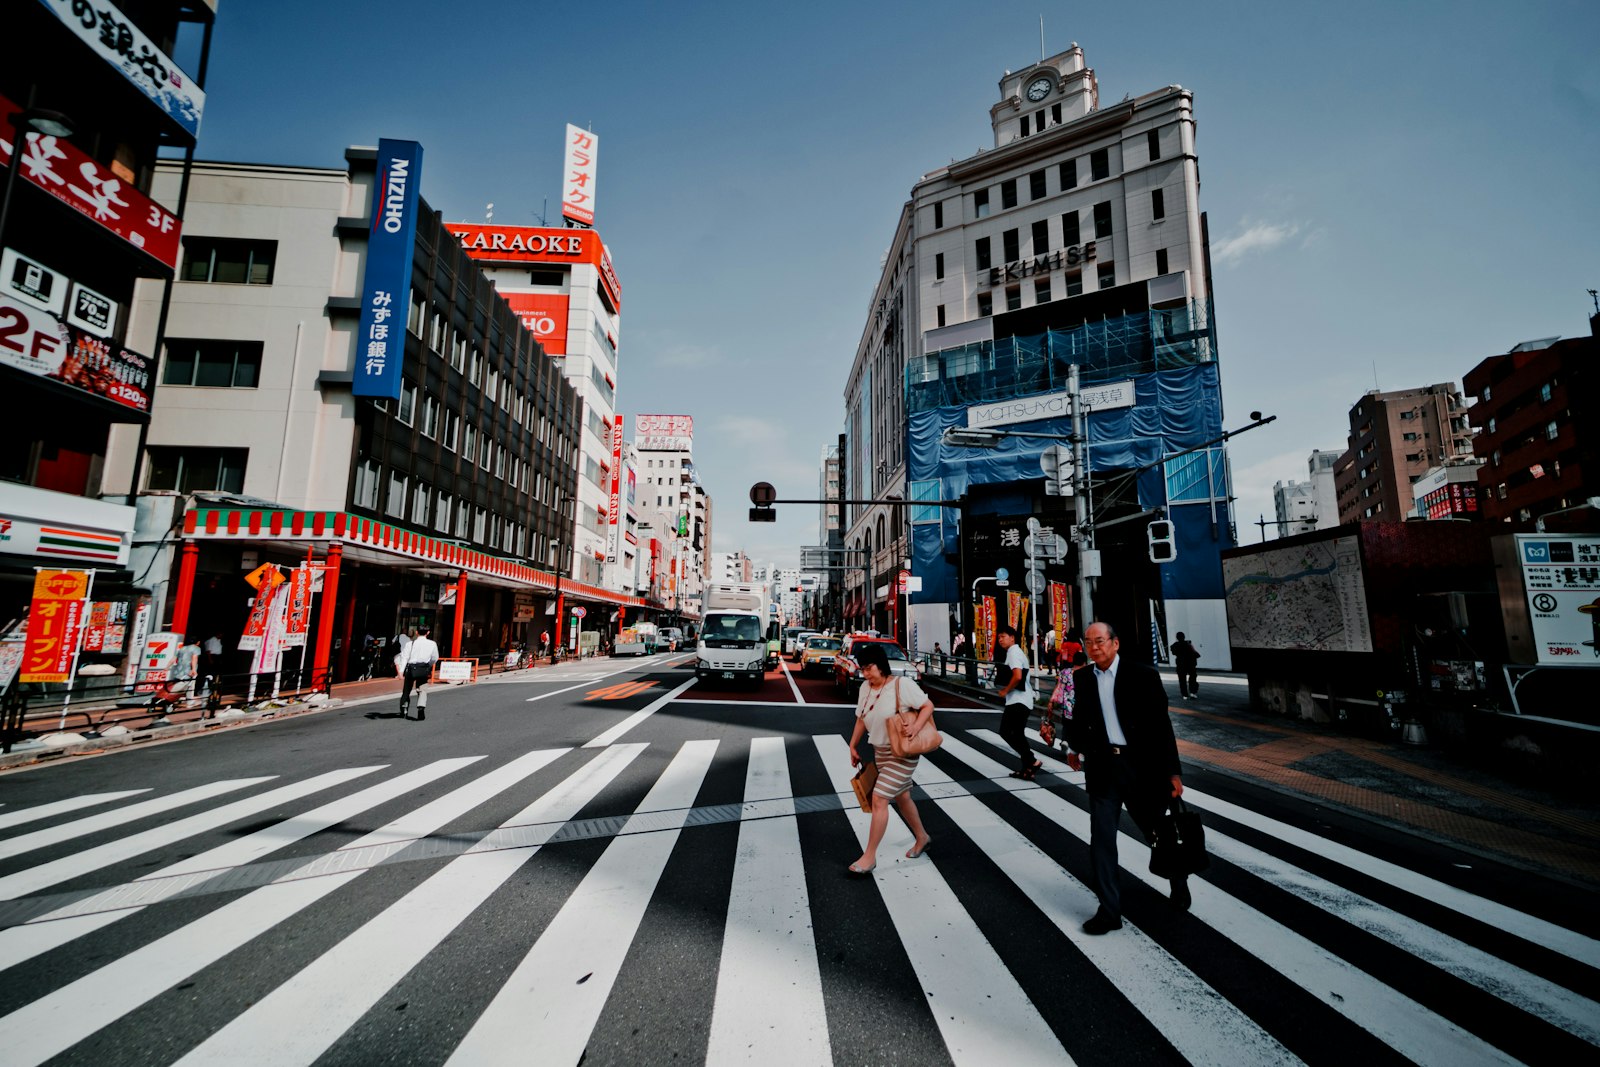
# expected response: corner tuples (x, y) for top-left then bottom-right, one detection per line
(170, 508), (645, 685)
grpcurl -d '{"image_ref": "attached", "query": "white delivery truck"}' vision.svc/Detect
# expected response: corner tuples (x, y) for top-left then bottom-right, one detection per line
(697, 582), (771, 688)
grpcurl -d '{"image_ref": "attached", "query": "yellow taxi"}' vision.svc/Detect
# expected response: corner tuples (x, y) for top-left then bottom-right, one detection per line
(798, 634), (842, 676)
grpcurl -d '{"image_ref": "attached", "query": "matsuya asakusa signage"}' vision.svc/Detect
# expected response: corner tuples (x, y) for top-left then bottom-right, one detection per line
(353, 140), (424, 401)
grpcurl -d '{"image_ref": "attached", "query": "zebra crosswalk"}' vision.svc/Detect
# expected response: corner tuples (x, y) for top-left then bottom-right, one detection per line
(0, 726), (1593, 1066)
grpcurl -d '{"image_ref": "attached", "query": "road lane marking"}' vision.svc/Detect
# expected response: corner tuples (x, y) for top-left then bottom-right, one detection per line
(448, 740), (718, 1065)
(670, 698), (856, 709)
(811, 733), (1071, 1067)
(706, 737), (829, 1066)
(0, 767), (382, 901)
(583, 677), (696, 748)
(1180, 786), (1600, 972)
(939, 734), (1519, 1067)
(173, 744), (646, 1067)
(0, 748), (574, 1065)
(584, 680), (658, 701)
(779, 658), (805, 703)
(0, 791), (152, 831)
(0, 778), (275, 862)
(918, 740), (1297, 1067)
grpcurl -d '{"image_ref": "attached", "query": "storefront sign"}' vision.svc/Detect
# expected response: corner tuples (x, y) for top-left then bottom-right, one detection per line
(983, 242), (1097, 287)
(1517, 535), (1600, 664)
(598, 245), (622, 306)
(1, 294), (150, 412)
(352, 138), (424, 401)
(966, 379), (1134, 430)
(501, 292), (569, 354)
(66, 281), (116, 337)
(561, 123), (597, 226)
(123, 601), (150, 687)
(135, 629), (177, 692)
(606, 416), (624, 563)
(36, 0), (205, 137)
(21, 568), (91, 682)
(1, 95), (182, 270)
(1, 248), (66, 315)
(437, 659), (475, 683)
(635, 414), (693, 452)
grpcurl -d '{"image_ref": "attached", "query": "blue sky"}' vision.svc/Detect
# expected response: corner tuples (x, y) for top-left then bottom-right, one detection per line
(188, 0), (1599, 564)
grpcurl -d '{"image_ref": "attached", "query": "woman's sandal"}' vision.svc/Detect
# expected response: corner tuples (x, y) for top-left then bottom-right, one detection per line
(847, 861), (876, 876)
(1009, 761), (1043, 781)
(906, 838), (932, 859)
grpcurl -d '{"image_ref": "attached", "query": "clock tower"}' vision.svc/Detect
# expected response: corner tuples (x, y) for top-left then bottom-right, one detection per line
(990, 44), (1099, 147)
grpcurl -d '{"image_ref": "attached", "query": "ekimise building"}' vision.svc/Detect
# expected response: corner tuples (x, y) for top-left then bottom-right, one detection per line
(102, 149), (642, 684)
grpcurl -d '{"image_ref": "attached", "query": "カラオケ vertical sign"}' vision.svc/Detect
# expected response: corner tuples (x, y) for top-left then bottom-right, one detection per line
(353, 139), (425, 400)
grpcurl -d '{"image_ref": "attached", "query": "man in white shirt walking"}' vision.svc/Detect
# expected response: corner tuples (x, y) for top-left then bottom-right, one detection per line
(995, 625), (1040, 779)
(399, 626), (440, 721)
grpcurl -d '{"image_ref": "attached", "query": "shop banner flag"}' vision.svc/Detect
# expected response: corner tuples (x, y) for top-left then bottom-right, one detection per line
(282, 566), (314, 647)
(21, 568), (90, 683)
(1049, 582), (1069, 651)
(239, 577), (280, 652)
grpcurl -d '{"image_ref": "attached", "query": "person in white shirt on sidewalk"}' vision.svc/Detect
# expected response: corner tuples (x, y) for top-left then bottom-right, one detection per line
(995, 625), (1040, 779)
(399, 627), (440, 721)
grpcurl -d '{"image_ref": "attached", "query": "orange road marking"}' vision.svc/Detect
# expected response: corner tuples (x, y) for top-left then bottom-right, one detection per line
(584, 680), (659, 701)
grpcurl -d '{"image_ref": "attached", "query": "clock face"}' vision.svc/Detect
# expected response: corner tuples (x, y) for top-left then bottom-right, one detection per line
(1026, 77), (1052, 102)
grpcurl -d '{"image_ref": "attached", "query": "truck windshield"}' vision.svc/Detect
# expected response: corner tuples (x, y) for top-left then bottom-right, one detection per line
(704, 614), (761, 642)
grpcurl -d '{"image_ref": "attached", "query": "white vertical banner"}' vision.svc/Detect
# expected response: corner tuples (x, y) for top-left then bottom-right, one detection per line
(561, 124), (598, 226)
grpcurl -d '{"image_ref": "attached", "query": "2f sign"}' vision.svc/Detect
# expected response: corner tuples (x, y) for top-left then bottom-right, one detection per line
(0, 299), (68, 373)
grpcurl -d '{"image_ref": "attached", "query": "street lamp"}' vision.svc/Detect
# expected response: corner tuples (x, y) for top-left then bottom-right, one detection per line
(0, 105), (78, 254)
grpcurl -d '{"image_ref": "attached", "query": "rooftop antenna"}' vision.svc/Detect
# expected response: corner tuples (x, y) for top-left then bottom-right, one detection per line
(533, 197), (548, 227)
(1588, 288), (1598, 314)
(485, 202), (493, 223)
(1039, 15), (1045, 62)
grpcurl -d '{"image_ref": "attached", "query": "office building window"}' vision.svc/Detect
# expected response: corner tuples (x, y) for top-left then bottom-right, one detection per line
(1065, 271), (1083, 297)
(444, 410), (459, 452)
(1032, 219), (1049, 255)
(974, 189), (990, 218)
(353, 458), (380, 509)
(1005, 285), (1022, 312)
(1018, 114), (1029, 137)
(1152, 188), (1165, 220)
(935, 252), (945, 280)
(1000, 179), (1018, 209)
(977, 292), (993, 317)
(1051, 103), (1062, 125)
(1156, 248), (1169, 275)
(1540, 382), (1552, 402)
(1059, 159), (1077, 190)
(181, 238), (276, 284)
(162, 339), (263, 387)
(421, 395), (440, 439)
(1147, 128), (1161, 160)
(1034, 277), (1051, 303)
(1547, 420), (1559, 440)
(1090, 148), (1110, 181)
(975, 236), (991, 271)
(411, 483), (430, 526)
(1062, 211), (1080, 246)
(397, 382), (416, 426)
(933, 201), (943, 228)
(936, 304), (946, 328)
(1029, 169), (1046, 200)
(146, 447), (247, 494)
(435, 492), (453, 533)
(1093, 201), (1113, 237)
(1035, 109), (1044, 131)
(1002, 228), (1019, 262)
(1097, 262), (1116, 289)
(462, 424), (477, 463)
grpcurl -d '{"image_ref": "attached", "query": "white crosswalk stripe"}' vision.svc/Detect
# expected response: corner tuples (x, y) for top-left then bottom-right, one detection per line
(0, 729), (1591, 1067)
(0, 790), (152, 831)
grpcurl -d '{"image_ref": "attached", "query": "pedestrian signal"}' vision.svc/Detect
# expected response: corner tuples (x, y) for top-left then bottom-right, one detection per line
(1147, 519), (1177, 564)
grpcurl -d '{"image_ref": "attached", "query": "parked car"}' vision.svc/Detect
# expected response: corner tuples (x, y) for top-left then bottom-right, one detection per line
(799, 635), (841, 676)
(657, 627), (685, 652)
(834, 634), (919, 697)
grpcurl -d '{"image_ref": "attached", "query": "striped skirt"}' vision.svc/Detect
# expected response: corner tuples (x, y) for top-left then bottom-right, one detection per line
(872, 745), (919, 799)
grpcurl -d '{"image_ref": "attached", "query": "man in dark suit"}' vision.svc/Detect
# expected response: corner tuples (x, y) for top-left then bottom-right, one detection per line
(1067, 621), (1189, 933)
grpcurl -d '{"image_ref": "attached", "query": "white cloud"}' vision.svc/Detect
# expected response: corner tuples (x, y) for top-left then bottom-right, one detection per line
(1212, 219), (1303, 266)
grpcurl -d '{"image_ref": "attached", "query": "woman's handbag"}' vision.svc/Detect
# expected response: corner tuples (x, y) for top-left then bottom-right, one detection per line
(1048, 671), (1074, 717)
(1149, 796), (1210, 878)
(850, 763), (878, 812)
(887, 678), (943, 758)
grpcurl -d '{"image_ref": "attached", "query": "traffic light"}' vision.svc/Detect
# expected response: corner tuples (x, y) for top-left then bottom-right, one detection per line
(1147, 519), (1176, 563)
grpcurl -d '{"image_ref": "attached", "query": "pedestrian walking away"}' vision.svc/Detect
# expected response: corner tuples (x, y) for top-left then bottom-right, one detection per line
(398, 627), (440, 720)
(1067, 621), (1189, 934)
(1171, 631), (1200, 698)
(995, 624), (1040, 779)
(844, 642), (935, 874)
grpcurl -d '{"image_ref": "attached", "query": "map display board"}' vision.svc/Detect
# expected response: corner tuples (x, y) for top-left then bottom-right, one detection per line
(1223, 535), (1372, 652)
(1515, 534), (1600, 664)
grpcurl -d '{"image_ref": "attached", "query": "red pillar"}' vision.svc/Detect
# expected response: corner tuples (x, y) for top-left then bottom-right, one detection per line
(554, 592), (565, 656)
(170, 541), (199, 637)
(450, 572), (468, 658)
(311, 542), (343, 690)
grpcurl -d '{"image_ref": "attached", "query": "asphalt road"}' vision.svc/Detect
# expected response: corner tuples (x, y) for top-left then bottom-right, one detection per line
(0, 652), (1593, 1065)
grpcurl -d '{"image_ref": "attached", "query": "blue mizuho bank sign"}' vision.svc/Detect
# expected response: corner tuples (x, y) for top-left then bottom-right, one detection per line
(353, 139), (424, 401)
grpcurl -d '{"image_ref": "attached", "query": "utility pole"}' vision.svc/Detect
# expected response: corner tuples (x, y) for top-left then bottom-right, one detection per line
(1069, 363), (1096, 628)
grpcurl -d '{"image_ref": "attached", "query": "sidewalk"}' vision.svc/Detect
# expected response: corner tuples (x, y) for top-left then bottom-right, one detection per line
(924, 667), (1600, 888)
(1, 654), (608, 773)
